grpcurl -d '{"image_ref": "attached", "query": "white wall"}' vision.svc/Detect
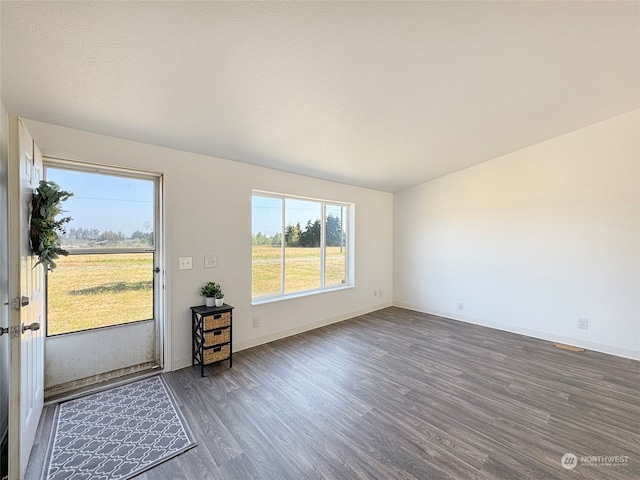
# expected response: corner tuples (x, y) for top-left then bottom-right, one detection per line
(23, 119), (394, 376)
(394, 110), (640, 360)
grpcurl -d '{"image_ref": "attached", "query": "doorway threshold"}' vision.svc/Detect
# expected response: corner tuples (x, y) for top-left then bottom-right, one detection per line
(44, 363), (161, 405)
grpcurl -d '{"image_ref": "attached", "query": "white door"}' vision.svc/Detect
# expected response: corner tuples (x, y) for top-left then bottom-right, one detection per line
(7, 117), (44, 479)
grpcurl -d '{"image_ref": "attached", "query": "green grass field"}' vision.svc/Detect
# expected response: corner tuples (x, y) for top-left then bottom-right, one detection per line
(47, 253), (154, 335)
(252, 245), (347, 296)
(47, 247), (347, 335)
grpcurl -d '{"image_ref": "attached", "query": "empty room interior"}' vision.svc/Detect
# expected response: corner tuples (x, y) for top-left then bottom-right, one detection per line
(0, 1), (639, 479)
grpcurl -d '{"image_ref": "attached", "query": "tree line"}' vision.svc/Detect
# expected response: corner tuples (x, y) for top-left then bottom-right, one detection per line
(253, 214), (344, 248)
(61, 227), (153, 247)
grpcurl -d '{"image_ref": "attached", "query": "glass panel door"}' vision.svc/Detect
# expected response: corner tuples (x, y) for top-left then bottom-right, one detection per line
(44, 162), (162, 392)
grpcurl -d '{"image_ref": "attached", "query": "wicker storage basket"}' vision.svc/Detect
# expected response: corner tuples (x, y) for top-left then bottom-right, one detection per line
(203, 312), (231, 330)
(204, 344), (230, 364)
(204, 328), (230, 347)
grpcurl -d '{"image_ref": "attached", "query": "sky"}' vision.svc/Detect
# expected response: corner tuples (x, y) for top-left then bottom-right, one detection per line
(252, 195), (344, 237)
(46, 169), (342, 239)
(46, 167), (154, 237)
(252, 196), (316, 237)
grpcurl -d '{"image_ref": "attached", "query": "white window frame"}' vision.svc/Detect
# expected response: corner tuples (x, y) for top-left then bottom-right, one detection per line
(252, 190), (354, 305)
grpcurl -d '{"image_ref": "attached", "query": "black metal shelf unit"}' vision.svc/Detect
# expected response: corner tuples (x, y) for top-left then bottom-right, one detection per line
(191, 304), (233, 376)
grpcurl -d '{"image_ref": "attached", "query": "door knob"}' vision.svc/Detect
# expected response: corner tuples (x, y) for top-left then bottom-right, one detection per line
(21, 295), (30, 306)
(0, 327), (8, 336)
(22, 322), (40, 333)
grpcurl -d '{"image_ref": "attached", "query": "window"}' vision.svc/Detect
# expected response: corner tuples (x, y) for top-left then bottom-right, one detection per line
(252, 191), (352, 302)
(45, 163), (160, 335)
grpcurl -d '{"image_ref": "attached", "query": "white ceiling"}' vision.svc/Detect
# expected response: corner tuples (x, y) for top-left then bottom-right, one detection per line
(2, 1), (639, 192)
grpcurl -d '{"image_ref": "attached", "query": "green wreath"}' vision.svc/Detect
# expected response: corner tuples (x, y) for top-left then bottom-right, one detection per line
(30, 180), (73, 271)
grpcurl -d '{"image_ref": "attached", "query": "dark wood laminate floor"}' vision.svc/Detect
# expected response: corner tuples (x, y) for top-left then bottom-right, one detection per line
(28, 307), (639, 479)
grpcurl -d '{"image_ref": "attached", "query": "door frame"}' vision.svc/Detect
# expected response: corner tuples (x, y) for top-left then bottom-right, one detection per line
(0, 99), (10, 480)
(42, 157), (167, 391)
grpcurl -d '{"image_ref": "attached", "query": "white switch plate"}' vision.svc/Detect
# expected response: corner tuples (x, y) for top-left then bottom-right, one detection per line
(178, 256), (193, 270)
(204, 255), (217, 268)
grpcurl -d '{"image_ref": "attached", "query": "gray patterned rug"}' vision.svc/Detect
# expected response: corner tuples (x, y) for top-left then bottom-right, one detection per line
(43, 375), (196, 480)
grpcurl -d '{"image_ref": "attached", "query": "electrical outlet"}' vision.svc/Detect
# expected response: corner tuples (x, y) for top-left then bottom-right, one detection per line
(178, 256), (192, 270)
(373, 290), (377, 297)
(578, 318), (589, 330)
(252, 316), (260, 328)
(378, 289), (383, 298)
(458, 303), (464, 311)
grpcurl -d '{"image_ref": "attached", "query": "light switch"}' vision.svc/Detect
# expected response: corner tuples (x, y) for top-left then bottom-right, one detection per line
(178, 257), (193, 270)
(204, 255), (217, 268)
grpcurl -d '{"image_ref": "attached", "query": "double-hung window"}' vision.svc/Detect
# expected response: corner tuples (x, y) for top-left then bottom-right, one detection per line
(252, 191), (353, 303)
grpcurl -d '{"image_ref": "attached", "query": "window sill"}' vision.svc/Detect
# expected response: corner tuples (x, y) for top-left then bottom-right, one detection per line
(252, 284), (353, 306)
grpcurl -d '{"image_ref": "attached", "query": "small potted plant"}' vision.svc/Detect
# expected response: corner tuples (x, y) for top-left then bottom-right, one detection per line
(200, 281), (221, 307)
(214, 288), (224, 307)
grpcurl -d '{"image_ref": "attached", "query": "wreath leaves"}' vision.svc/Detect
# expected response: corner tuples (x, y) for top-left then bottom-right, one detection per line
(30, 180), (73, 271)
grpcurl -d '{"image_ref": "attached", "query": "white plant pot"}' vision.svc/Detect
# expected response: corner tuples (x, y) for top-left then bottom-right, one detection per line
(205, 296), (215, 307)
(215, 298), (224, 307)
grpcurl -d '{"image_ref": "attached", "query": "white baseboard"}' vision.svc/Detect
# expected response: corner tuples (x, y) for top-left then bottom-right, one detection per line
(233, 302), (393, 353)
(172, 356), (193, 372)
(394, 302), (640, 361)
(171, 302), (393, 371)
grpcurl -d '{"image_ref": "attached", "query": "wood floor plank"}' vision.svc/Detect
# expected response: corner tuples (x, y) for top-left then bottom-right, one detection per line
(26, 307), (640, 479)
